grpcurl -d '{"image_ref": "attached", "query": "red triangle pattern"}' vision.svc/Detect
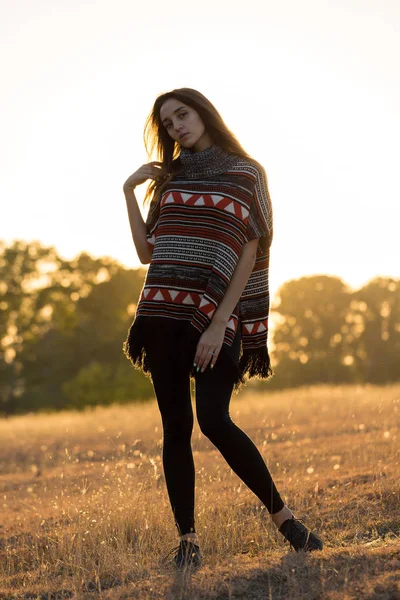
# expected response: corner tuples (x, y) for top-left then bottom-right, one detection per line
(243, 319), (269, 334)
(140, 287), (201, 306)
(165, 192), (246, 220)
(198, 300), (216, 318)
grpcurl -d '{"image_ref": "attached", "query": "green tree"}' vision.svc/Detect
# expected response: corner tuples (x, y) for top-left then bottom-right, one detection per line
(0, 240), (151, 414)
(2, 239), (399, 413)
(269, 275), (353, 388)
(348, 277), (400, 383)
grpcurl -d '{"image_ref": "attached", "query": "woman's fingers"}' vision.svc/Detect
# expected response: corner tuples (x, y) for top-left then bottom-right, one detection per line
(194, 344), (221, 373)
(193, 325), (226, 372)
(123, 161), (168, 190)
(207, 348), (220, 371)
(151, 163), (168, 178)
(197, 347), (210, 372)
(150, 161), (166, 170)
(193, 347), (202, 369)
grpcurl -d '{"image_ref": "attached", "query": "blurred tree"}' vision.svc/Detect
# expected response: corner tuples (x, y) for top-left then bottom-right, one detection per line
(348, 277), (400, 384)
(269, 275), (353, 388)
(62, 360), (152, 409)
(1, 239), (399, 413)
(0, 240), (151, 414)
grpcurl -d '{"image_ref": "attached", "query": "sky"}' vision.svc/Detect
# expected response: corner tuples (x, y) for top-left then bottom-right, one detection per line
(1, 0), (399, 302)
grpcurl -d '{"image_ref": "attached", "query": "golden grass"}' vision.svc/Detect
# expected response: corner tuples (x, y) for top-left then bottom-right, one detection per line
(0, 383), (399, 599)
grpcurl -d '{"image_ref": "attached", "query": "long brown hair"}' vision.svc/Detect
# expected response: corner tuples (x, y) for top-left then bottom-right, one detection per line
(142, 87), (254, 210)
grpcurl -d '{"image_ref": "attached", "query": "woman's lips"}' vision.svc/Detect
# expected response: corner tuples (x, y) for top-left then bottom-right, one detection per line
(180, 133), (189, 139)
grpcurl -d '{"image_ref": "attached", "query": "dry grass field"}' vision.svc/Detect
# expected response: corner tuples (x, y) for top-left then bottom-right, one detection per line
(0, 383), (399, 600)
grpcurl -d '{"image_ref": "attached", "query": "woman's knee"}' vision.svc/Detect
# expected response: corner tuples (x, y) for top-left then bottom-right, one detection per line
(163, 414), (194, 443)
(197, 412), (232, 440)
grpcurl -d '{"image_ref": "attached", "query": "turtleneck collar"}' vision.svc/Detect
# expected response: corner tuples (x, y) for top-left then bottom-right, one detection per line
(178, 143), (240, 179)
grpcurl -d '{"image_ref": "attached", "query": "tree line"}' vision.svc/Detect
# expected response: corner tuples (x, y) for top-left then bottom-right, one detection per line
(0, 240), (399, 415)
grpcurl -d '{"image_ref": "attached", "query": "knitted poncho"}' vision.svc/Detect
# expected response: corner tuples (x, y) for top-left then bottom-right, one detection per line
(123, 144), (274, 391)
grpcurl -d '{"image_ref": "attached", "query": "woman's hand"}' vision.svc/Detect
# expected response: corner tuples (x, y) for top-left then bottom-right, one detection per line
(193, 321), (227, 373)
(123, 161), (168, 193)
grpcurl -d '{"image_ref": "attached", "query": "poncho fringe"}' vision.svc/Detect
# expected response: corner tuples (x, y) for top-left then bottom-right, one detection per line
(123, 144), (275, 391)
(122, 316), (273, 394)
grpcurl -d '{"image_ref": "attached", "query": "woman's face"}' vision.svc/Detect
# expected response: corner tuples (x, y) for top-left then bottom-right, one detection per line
(159, 98), (213, 152)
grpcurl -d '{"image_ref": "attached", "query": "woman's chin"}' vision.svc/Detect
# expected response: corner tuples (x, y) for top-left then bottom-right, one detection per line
(180, 142), (196, 151)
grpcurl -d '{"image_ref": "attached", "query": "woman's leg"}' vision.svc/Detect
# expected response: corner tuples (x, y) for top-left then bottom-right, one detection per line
(194, 326), (324, 552)
(194, 327), (285, 516)
(144, 333), (197, 539)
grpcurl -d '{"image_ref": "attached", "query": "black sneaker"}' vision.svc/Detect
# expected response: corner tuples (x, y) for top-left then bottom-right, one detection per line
(162, 540), (203, 569)
(279, 516), (323, 552)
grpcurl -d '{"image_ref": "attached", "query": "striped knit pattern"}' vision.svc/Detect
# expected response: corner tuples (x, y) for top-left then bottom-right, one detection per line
(125, 152), (274, 386)
(143, 157), (272, 343)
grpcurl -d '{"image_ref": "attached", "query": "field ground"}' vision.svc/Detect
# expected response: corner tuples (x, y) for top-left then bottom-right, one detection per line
(0, 383), (399, 599)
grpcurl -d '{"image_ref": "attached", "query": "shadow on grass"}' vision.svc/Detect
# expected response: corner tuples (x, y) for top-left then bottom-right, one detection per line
(161, 543), (400, 600)
(2, 541), (399, 599)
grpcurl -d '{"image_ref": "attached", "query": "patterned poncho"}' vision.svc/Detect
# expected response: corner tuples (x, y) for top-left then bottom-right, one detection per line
(123, 144), (274, 391)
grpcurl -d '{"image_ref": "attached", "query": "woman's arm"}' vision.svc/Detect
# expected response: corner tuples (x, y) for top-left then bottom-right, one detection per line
(124, 188), (153, 264)
(123, 161), (167, 264)
(193, 238), (259, 372)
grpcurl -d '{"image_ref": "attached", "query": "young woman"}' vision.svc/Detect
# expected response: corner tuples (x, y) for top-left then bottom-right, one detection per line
(122, 88), (323, 569)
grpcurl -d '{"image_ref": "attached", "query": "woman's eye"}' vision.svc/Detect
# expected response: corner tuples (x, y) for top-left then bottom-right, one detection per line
(165, 112), (187, 129)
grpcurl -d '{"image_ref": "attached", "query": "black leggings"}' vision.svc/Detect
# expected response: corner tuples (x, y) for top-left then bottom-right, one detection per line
(143, 320), (284, 536)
